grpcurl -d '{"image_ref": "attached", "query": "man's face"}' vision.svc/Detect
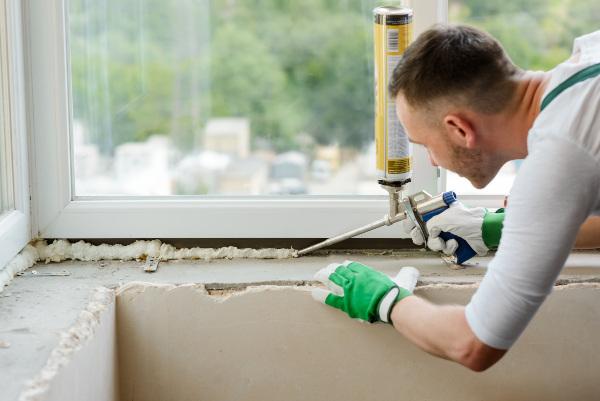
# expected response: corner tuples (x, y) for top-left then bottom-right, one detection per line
(395, 94), (502, 189)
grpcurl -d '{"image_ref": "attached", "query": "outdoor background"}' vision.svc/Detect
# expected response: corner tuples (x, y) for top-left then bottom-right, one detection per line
(68, 0), (599, 196)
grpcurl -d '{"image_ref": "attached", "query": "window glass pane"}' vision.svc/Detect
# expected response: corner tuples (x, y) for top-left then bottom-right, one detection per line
(447, 0), (598, 195)
(68, 0), (407, 196)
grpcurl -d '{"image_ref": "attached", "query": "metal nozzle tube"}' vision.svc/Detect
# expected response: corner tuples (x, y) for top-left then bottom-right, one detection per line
(297, 217), (390, 256)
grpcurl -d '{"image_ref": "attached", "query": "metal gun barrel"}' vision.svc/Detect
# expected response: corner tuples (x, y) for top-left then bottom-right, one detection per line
(296, 191), (453, 257)
(297, 217), (389, 256)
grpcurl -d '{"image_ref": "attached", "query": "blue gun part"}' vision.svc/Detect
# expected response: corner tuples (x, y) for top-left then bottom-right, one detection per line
(421, 192), (477, 264)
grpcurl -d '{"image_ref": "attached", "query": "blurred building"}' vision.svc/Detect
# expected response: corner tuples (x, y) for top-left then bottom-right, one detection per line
(268, 151), (308, 195)
(314, 144), (341, 171)
(72, 120), (101, 180)
(172, 151), (230, 195)
(114, 136), (172, 195)
(203, 118), (250, 159)
(218, 158), (268, 195)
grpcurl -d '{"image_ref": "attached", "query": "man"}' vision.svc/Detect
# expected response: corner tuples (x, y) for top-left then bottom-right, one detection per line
(311, 24), (600, 371)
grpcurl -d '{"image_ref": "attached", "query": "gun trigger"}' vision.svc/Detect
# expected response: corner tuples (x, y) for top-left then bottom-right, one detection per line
(402, 197), (428, 247)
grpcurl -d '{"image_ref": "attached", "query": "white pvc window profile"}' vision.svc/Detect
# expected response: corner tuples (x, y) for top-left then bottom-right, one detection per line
(26, 0), (463, 240)
(0, 0), (31, 269)
(0, 34), (12, 214)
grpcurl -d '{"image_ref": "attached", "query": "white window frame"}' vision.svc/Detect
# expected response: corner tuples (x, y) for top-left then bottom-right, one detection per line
(0, 0), (31, 268)
(25, 0), (501, 240)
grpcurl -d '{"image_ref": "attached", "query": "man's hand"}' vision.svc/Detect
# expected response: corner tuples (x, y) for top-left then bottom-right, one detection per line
(312, 261), (418, 323)
(402, 202), (503, 257)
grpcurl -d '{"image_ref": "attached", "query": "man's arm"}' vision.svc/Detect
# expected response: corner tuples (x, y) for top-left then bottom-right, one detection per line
(392, 136), (597, 370)
(312, 262), (506, 371)
(575, 216), (600, 249)
(390, 297), (506, 371)
(314, 138), (598, 372)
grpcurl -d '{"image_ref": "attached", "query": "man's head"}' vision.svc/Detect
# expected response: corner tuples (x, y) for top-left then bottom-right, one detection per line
(389, 24), (520, 188)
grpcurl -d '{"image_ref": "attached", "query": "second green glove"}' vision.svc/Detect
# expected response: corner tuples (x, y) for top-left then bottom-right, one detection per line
(312, 261), (415, 323)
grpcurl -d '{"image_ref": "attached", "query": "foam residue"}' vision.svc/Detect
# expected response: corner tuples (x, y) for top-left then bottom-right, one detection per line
(0, 245), (39, 293)
(0, 239), (298, 292)
(18, 287), (114, 401)
(33, 239), (297, 262)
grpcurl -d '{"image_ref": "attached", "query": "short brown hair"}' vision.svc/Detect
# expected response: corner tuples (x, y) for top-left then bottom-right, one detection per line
(389, 24), (519, 113)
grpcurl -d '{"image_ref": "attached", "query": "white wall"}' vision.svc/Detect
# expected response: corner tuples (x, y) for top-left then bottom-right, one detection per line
(22, 292), (118, 401)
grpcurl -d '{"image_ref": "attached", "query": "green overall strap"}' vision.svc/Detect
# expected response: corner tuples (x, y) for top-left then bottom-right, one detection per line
(540, 63), (600, 112)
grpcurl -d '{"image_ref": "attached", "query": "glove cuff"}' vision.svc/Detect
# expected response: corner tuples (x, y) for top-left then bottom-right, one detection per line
(378, 286), (412, 324)
(482, 209), (505, 249)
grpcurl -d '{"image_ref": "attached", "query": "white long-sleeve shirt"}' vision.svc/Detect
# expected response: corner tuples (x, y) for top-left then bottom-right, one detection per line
(465, 31), (600, 350)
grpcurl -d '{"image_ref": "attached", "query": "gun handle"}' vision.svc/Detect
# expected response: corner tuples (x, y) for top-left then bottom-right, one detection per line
(437, 231), (477, 264)
(422, 208), (477, 265)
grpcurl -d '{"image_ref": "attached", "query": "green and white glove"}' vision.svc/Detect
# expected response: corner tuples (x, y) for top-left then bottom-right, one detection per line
(401, 202), (505, 257)
(312, 261), (419, 323)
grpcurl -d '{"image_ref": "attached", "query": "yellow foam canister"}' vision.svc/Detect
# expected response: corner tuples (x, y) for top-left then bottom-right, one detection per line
(373, 6), (413, 185)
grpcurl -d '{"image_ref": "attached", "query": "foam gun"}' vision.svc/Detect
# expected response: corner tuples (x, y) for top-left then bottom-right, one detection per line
(298, 7), (477, 263)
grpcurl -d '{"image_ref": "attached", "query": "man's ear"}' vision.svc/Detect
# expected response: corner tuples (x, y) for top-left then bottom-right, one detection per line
(443, 114), (477, 149)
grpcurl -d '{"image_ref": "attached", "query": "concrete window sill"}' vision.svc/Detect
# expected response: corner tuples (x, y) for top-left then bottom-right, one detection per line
(1, 251), (600, 401)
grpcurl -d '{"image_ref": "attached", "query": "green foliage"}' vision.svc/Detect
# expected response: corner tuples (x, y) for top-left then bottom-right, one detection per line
(451, 0), (598, 70)
(70, 0), (598, 154)
(70, 0), (379, 152)
(209, 23), (297, 151)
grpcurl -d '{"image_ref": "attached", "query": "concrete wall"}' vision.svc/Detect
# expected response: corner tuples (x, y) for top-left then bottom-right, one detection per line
(116, 283), (600, 401)
(44, 300), (118, 401)
(21, 292), (118, 401)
